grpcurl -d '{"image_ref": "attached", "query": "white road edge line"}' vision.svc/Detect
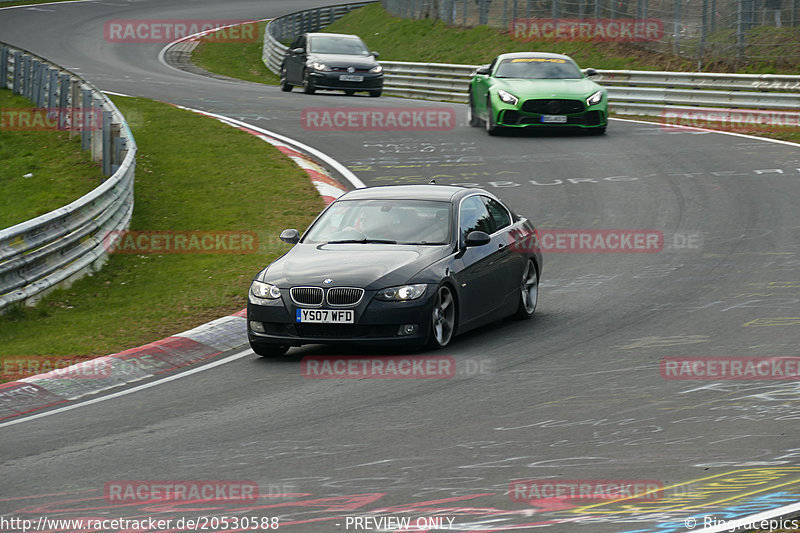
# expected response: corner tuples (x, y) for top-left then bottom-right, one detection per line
(611, 116), (800, 148)
(0, 348), (253, 429)
(0, 0), (94, 11)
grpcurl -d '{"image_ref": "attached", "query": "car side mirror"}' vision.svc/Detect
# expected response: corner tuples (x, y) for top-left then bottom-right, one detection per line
(584, 68), (598, 77)
(464, 231), (491, 247)
(371, 51), (380, 57)
(475, 66), (491, 76)
(292, 47), (305, 55)
(279, 229), (300, 244)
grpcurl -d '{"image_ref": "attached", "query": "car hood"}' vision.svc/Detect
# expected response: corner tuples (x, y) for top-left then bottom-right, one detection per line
(494, 77), (601, 98)
(308, 53), (378, 68)
(265, 244), (447, 289)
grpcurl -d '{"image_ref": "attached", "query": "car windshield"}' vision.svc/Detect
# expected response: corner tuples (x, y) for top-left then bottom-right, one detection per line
(309, 36), (370, 55)
(303, 199), (452, 245)
(495, 58), (582, 79)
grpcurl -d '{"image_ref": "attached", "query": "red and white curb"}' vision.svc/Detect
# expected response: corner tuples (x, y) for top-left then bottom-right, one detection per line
(0, 311), (247, 421)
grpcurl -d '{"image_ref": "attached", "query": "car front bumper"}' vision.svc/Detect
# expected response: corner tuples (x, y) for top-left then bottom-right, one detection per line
(308, 71), (383, 91)
(493, 97), (608, 128)
(247, 286), (435, 348)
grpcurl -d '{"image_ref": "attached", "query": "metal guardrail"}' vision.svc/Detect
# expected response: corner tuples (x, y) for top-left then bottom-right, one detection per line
(261, 2), (800, 119)
(0, 41), (137, 310)
(379, 61), (800, 114)
(262, 2), (374, 76)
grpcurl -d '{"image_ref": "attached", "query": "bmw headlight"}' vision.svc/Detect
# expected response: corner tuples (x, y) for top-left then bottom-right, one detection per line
(310, 62), (329, 72)
(586, 90), (604, 106)
(369, 65), (383, 74)
(375, 284), (427, 301)
(250, 280), (282, 299)
(497, 90), (519, 106)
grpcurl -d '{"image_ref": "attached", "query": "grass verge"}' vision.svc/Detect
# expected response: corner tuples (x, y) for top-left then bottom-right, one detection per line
(0, 89), (105, 228)
(0, 96), (323, 368)
(192, 21), (280, 85)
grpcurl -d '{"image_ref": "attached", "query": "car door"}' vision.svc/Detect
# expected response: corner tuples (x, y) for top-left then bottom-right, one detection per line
(454, 195), (507, 327)
(481, 196), (526, 313)
(285, 35), (306, 83)
(471, 58), (496, 118)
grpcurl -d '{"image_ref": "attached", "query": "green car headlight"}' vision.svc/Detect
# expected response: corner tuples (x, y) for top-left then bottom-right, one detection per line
(250, 280), (281, 299)
(497, 90), (519, 106)
(586, 90), (604, 107)
(375, 284), (427, 301)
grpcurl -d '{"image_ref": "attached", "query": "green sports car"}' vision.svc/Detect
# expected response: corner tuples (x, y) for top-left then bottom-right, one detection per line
(468, 52), (608, 135)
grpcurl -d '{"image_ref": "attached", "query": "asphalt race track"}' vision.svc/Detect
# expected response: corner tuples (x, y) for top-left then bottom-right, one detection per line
(1, 1), (800, 531)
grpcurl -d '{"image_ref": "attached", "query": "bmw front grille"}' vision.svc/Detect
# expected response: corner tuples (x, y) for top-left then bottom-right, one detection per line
(290, 287), (364, 307)
(290, 287), (324, 306)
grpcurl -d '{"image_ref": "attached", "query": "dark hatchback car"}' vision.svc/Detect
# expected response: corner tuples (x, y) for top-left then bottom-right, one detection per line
(247, 185), (542, 356)
(280, 32), (383, 97)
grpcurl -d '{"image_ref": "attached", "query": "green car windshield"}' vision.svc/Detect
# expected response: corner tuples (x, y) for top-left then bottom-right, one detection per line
(495, 58), (582, 79)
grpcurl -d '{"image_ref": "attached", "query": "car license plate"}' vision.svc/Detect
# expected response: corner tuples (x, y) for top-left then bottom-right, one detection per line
(339, 74), (363, 82)
(296, 309), (354, 324)
(541, 115), (568, 123)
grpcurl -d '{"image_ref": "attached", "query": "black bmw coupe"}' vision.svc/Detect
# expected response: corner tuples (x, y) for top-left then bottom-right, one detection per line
(247, 185), (542, 356)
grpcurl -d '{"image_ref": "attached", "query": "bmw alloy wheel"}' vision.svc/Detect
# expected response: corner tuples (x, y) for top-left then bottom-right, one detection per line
(430, 285), (456, 347)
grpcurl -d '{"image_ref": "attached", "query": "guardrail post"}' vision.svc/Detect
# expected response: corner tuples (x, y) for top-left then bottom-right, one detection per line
(0, 46), (8, 89)
(81, 89), (92, 150)
(35, 63), (46, 107)
(21, 54), (32, 99)
(47, 68), (57, 108)
(12, 51), (22, 94)
(70, 79), (81, 137)
(102, 110), (112, 176)
(30, 60), (41, 106)
(90, 99), (102, 162)
(111, 122), (122, 173)
(58, 73), (70, 130)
